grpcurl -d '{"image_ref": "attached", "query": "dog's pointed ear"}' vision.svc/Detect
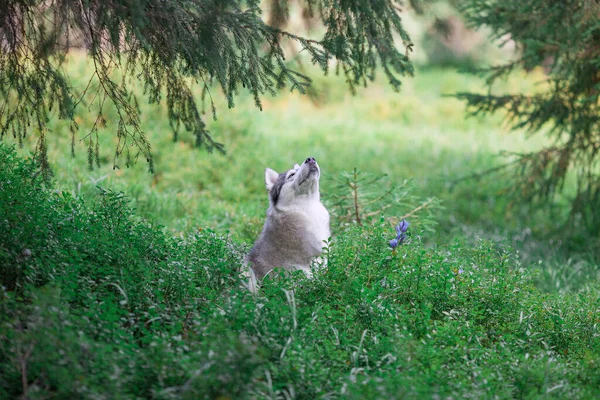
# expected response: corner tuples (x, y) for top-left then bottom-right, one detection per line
(265, 168), (279, 190)
(293, 163), (300, 170)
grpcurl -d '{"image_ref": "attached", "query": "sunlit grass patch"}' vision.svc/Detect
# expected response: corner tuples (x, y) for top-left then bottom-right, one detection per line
(14, 53), (587, 282)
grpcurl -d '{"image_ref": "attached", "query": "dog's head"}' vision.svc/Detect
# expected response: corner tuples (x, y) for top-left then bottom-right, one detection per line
(265, 157), (321, 207)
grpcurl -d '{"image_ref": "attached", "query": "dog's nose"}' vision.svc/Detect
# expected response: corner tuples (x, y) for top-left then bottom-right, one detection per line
(305, 157), (316, 164)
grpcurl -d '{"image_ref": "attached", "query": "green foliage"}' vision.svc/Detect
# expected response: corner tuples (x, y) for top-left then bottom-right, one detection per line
(21, 61), (547, 237)
(456, 0), (600, 236)
(329, 167), (442, 232)
(0, 143), (247, 397)
(15, 58), (597, 285)
(2, 145), (599, 398)
(0, 0), (415, 172)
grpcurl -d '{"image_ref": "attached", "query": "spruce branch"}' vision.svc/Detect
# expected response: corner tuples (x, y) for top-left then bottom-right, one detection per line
(458, 0), (600, 235)
(0, 0), (416, 173)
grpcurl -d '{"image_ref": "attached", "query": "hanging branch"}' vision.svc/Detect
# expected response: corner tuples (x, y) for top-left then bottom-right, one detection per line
(0, 0), (416, 173)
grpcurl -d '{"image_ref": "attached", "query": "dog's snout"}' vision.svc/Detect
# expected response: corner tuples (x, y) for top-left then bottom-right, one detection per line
(305, 157), (316, 164)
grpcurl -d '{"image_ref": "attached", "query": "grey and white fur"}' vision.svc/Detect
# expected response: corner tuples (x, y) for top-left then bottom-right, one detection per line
(245, 157), (330, 291)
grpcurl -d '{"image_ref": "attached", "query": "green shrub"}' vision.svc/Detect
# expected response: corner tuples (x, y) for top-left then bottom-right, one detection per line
(1, 145), (599, 399)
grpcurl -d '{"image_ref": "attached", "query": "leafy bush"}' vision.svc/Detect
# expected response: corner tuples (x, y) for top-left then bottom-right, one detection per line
(0, 144), (247, 398)
(1, 144), (599, 398)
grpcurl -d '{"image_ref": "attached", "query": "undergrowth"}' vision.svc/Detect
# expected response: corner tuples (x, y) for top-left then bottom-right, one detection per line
(1, 145), (599, 399)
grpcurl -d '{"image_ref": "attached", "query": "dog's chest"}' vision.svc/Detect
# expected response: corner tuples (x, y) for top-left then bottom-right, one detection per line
(271, 200), (330, 246)
(303, 201), (330, 241)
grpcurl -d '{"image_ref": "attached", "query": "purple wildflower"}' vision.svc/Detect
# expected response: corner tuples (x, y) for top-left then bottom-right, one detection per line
(396, 220), (409, 235)
(389, 219), (410, 249)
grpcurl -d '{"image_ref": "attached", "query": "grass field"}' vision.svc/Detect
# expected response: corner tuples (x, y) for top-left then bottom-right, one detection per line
(20, 54), (549, 236)
(2, 52), (600, 398)
(19, 53), (596, 285)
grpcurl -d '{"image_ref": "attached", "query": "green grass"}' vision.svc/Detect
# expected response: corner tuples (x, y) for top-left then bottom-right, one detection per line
(1, 144), (599, 398)
(19, 54), (598, 283)
(19, 53), (550, 237)
(3, 52), (600, 398)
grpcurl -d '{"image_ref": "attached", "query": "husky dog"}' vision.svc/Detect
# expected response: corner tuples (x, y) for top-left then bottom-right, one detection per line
(245, 157), (330, 290)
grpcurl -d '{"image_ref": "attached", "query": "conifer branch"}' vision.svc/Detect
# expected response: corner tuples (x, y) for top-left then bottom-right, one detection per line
(0, 0), (416, 173)
(458, 0), (600, 235)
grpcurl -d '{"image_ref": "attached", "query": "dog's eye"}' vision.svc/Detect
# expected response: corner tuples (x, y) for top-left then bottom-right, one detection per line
(287, 173), (295, 180)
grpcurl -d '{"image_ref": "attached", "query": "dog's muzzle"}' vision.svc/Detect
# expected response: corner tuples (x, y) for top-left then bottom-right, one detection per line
(304, 157), (319, 172)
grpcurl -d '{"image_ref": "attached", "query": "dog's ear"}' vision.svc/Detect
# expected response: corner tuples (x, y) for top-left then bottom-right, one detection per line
(265, 168), (279, 190)
(293, 163), (300, 170)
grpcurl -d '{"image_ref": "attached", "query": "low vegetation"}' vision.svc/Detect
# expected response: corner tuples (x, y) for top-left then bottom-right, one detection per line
(2, 143), (599, 398)
(2, 52), (599, 398)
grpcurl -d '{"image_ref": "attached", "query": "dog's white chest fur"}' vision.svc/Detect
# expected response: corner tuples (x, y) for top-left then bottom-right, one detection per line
(283, 199), (330, 244)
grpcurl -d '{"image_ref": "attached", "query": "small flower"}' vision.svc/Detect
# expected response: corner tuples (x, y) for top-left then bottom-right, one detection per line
(396, 220), (410, 235)
(389, 219), (410, 249)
